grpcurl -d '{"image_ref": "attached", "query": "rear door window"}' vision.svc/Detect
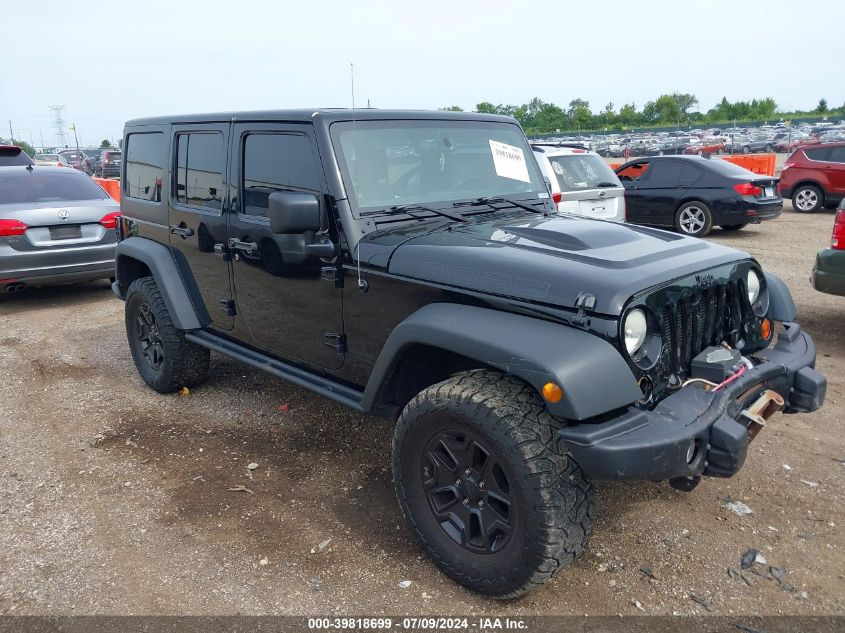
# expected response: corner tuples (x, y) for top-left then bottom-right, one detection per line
(647, 160), (701, 186)
(805, 147), (833, 162)
(174, 132), (225, 211)
(827, 147), (845, 163)
(125, 132), (165, 201)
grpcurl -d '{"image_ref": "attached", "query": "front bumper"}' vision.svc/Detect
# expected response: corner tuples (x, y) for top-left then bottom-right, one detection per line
(559, 323), (825, 481)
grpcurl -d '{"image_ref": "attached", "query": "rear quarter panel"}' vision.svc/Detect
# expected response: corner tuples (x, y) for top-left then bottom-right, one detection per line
(121, 124), (170, 244)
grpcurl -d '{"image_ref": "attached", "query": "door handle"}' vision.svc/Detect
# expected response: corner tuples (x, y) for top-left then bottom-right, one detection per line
(170, 225), (195, 238)
(228, 238), (258, 254)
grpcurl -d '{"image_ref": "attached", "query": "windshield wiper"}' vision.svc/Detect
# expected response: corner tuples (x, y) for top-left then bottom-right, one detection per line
(379, 203), (466, 223)
(452, 196), (547, 215)
(594, 182), (618, 188)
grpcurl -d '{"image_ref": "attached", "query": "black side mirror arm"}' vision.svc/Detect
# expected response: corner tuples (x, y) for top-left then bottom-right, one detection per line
(304, 239), (336, 258)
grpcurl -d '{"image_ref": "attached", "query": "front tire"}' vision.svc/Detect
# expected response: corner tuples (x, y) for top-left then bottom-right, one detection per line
(675, 201), (714, 237)
(393, 371), (593, 598)
(792, 185), (823, 213)
(125, 277), (210, 393)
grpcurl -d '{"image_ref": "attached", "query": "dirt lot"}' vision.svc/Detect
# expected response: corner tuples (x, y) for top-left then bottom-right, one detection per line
(0, 201), (842, 617)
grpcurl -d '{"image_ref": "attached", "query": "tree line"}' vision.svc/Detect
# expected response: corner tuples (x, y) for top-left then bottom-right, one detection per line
(440, 94), (843, 134)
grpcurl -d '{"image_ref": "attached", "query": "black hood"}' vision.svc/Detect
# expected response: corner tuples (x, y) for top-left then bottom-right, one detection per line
(362, 213), (751, 316)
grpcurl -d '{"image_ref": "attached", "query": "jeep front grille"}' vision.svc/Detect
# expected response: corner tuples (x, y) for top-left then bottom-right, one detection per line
(660, 280), (749, 378)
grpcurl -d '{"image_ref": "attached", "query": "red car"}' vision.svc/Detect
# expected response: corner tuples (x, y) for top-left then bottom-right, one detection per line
(684, 140), (725, 155)
(779, 142), (845, 213)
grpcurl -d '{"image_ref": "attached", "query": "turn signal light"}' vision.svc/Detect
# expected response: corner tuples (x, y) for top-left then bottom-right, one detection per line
(99, 211), (121, 230)
(761, 318), (773, 341)
(0, 219), (28, 236)
(542, 382), (563, 403)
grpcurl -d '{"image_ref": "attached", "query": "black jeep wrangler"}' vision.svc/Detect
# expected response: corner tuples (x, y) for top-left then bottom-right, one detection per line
(113, 110), (826, 598)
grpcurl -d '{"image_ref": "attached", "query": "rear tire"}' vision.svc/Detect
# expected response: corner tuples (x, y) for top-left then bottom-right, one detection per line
(125, 276), (210, 393)
(393, 370), (593, 598)
(720, 224), (747, 231)
(675, 201), (714, 238)
(792, 185), (823, 213)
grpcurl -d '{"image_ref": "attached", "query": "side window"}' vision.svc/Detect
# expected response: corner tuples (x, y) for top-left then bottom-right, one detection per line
(125, 132), (165, 202)
(805, 147), (832, 162)
(648, 160), (698, 185)
(174, 132), (225, 211)
(828, 147), (845, 163)
(241, 133), (321, 218)
(617, 162), (649, 181)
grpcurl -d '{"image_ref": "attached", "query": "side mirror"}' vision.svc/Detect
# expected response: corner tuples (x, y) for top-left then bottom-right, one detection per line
(268, 191), (321, 234)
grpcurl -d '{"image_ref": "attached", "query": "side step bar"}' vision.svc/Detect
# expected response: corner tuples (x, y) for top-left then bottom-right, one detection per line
(185, 330), (366, 412)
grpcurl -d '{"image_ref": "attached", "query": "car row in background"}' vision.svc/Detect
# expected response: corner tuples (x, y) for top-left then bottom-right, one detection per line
(33, 153), (74, 167)
(555, 120), (845, 158)
(56, 148), (122, 177)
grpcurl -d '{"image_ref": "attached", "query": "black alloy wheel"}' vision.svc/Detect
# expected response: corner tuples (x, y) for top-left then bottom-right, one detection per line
(135, 302), (164, 370)
(422, 427), (514, 554)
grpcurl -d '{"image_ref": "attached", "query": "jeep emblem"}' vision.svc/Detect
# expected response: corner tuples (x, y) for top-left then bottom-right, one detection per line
(57, 209), (70, 221)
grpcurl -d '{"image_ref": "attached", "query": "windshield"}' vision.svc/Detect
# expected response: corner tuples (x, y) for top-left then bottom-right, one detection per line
(547, 154), (621, 191)
(331, 120), (547, 214)
(0, 171), (110, 203)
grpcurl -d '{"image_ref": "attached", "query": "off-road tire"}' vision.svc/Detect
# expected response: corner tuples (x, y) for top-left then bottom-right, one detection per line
(392, 370), (594, 598)
(125, 276), (210, 393)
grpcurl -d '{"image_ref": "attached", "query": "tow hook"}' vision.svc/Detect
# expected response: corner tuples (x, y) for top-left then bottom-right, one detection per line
(739, 389), (785, 441)
(669, 475), (701, 492)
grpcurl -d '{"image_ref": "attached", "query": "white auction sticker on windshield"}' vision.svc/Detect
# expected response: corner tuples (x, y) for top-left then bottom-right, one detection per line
(489, 140), (530, 183)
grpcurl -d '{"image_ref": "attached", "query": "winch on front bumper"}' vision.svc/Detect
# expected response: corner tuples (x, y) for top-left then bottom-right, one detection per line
(559, 323), (825, 483)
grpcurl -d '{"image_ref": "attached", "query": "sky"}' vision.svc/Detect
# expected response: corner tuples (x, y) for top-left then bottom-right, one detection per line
(3, 0), (844, 148)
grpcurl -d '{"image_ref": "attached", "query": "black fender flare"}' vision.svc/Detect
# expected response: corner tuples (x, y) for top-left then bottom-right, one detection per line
(114, 237), (208, 330)
(764, 272), (796, 322)
(360, 303), (642, 421)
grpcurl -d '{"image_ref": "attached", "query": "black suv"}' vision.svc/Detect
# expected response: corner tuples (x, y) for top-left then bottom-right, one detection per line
(113, 110), (826, 598)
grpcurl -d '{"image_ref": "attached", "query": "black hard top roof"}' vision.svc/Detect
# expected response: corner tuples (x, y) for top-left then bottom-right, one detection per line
(125, 109), (515, 127)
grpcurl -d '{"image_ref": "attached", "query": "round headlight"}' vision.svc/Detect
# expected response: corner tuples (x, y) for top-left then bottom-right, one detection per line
(624, 309), (648, 355)
(747, 270), (761, 304)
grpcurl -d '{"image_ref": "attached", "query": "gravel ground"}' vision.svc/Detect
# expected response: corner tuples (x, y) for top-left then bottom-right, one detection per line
(0, 199), (842, 616)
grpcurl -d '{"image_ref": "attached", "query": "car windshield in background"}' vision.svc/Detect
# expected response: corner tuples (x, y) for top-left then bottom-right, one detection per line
(0, 171), (110, 204)
(105, 152), (122, 160)
(331, 120), (547, 213)
(548, 154), (620, 191)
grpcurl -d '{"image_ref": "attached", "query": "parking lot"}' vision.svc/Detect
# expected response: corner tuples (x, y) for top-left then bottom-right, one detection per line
(0, 199), (842, 616)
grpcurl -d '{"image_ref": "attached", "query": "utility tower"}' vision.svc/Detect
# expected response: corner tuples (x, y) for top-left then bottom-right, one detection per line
(49, 105), (68, 148)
